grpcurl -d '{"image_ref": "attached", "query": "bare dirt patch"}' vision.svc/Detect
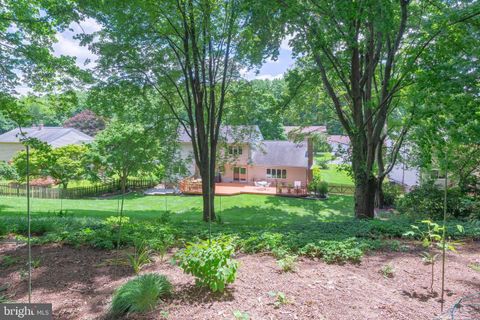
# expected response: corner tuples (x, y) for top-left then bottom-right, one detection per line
(1, 241), (479, 320)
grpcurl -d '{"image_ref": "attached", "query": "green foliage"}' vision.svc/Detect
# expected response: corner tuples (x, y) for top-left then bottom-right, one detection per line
(110, 273), (172, 316)
(85, 121), (164, 187)
(468, 263), (480, 272)
(226, 79), (287, 140)
(299, 238), (365, 264)
(382, 183), (401, 207)
(0, 162), (18, 181)
(277, 254), (297, 272)
(127, 241), (151, 274)
(233, 310), (250, 320)
(268, 291), (288, 308)
(397, 182), (478, 219)
(0, 256), (19, 269)
(380, 264), (395, 278)
(175, 237), (238, 293)
(404, 220), (462, 292)
(308, 167), (329, 198)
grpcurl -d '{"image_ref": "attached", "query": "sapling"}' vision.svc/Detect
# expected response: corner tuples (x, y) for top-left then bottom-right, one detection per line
(405, 220), (462, 293)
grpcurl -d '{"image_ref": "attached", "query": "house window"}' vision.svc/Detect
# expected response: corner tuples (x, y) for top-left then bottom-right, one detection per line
(228, 146), (243, 155)
(266, 168), (287, 179)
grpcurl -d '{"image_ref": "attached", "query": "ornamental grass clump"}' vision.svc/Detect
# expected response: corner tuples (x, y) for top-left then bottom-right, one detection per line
(175, 237), (238, 292)
(110, 273), (172, 317)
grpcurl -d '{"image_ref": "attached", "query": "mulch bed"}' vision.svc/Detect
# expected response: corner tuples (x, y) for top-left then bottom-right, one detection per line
(0, 241), (479, 320)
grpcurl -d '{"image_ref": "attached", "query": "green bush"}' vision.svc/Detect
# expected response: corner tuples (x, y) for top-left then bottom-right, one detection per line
(308, 168), (329, 198)
(382, 182), (401, 207)
(110, 273), (172, 316)
(396, 182), (478, 219)
(175, 237), (238, 292)
(0, 162), (18, 181)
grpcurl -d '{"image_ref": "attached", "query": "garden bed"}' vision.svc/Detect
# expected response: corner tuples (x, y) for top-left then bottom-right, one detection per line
(1, 242), (479, 319)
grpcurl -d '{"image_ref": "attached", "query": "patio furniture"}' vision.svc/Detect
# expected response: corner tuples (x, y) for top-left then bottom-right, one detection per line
(256, 180), (268, 190)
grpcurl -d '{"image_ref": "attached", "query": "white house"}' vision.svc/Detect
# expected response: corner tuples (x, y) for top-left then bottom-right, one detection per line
(0, 126), (94, 162)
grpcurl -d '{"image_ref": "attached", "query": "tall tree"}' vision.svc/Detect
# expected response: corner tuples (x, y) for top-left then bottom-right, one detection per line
(250, 0), (479, 218)
(225, 79), (287, 140)
(79, 0), (266, 221)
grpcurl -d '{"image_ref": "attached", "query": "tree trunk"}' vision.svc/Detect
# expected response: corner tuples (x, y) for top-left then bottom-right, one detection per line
(198, 151), (216, 222)
(351, 136), (377, 219)
(354, 176), (376, 219)
(375, 138), (386, 209)
(201, 177), (215, 222)
(374, 176), (385, 209)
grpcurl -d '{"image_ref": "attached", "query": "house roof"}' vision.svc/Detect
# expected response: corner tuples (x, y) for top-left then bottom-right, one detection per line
(251, 141), (308, 168)
(0, 126), (94, 147)
(179, 125), (263, 143)
(284, 126), (327, 135)
(327, 135), (350, 145)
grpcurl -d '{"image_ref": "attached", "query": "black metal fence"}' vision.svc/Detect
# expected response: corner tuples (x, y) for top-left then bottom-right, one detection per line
(0, 179), (158, 199)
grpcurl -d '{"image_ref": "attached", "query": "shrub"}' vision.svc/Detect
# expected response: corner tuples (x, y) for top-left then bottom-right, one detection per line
(382, 182), (401, 207)
(110, 273), (172, 316)
(175, 237), (238, 292)
(0, 162), (18, 180)
(396, 182), (477, 219)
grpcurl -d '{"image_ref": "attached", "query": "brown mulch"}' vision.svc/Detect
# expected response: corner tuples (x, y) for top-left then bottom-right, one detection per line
(0, 241), (479, 320)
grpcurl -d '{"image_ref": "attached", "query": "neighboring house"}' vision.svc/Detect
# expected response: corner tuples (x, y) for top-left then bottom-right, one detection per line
(0, 126), (94, 162)
(179, 125), (313, 186)
(284, 126), (327, 141)
(327, 135), (350, 154)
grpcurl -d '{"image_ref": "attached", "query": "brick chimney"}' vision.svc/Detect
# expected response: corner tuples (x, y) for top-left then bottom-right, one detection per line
(307, 138), (313, 183)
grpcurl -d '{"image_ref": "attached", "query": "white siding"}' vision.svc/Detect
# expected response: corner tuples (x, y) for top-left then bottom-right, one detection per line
(179, 142), (196, 176)
(0, 143), (25, 161)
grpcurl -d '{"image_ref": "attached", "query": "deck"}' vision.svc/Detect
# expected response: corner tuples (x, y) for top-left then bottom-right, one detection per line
(179, 181), (308, 197)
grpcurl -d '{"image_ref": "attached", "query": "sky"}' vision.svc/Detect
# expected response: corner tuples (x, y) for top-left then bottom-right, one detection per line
(17, 18), (295, 95)
(53, 18), (295, 79)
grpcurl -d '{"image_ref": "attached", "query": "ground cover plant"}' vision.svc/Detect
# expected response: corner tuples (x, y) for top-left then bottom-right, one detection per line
(1, 194), (478, 266)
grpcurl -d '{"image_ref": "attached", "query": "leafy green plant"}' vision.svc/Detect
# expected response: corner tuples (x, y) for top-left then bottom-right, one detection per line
(380, 264), (395, 278)
(382, 182), (401, 207)
(110, 273), (172, 317)
(468, 262), (480, 272)
(268, 291), (288, 308)
(175, 237), (238, 292)
(233, 310), (250, 320)
(31, 258), (41, 269)
(1, 255), (19, 268)
(397, 183), (477, 219)
(308, 168), (329, 198)
(127, 241), (151, 274)
(277, 254), (297, 272)
(404, 220), (462, 293)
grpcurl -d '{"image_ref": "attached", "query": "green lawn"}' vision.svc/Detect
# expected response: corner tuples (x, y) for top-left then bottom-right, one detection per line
(1, 193), (478, 263)
(314, 153), (354, 186)
(318, 164), (354, 186)
(0, 193), (354, 226)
